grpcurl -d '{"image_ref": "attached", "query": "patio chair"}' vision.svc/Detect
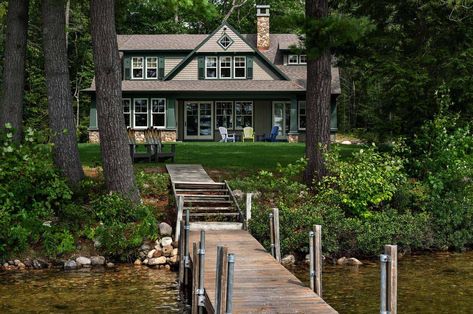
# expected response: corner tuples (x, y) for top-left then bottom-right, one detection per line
(264, 125), (279, 142)
(242, 127), (255, 142)
(218, 126), (236, 142)
(148, 128), (176, 163)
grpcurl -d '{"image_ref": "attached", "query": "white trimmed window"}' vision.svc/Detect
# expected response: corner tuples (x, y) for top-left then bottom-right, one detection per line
(288, 55), (299, 65)
(219, 56), (232, 79)
(216, 101), (233, 129)
(123, 98), (131, 127)
(234, 56), (246, 79)
(205, 56), (217, 79)
(235, 101), (253, 129)
(299, 101), (306, 130)
(133, 98), (148, 128)
(151, 98), (166, 128)
(146, 57), (158, 79)
(299, 55), (307, 64)
(132, 57), (144, 79)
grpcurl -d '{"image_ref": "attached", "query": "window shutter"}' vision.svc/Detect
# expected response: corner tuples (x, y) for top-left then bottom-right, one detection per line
(124, 56), (131, 80)
(246, 56), (253, 79)
(198, 56), (205, 80)
(158, 57), (165, 79)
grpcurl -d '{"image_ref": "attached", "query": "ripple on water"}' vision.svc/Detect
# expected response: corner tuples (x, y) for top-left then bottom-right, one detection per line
(0, 266), (186, 313)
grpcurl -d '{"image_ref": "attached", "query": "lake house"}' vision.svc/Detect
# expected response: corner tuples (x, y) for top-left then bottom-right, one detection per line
(85, 5), (340, 143)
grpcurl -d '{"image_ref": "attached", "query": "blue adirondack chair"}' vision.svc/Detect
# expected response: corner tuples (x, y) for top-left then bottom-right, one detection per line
(265, 126), (279, 142)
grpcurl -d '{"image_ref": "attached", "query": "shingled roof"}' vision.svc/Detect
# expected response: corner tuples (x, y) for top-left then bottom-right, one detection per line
(85, 32), (341, 94)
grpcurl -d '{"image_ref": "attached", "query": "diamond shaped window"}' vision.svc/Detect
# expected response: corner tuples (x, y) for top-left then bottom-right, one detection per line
(218, 34), (233, 50)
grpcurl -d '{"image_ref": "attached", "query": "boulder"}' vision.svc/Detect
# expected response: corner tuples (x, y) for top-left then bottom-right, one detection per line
(147, 249), (156, 259)
(76, 256), (91, 267)
(3, 263), (9, 268)
(233, 189), (244, 199)
(281, 255), (296, 267)
(169, 255), (178, 264)
(160, 237), (173, 247)
(347, 257), (363, 266)
(23, 259), (32, 268)
(134, 259), (142, 266)
(159, 222), (173, 236)
(13, 259), (21, 266)
(64, 260), (77, 270)
(140, 243), (151, 251)
(148, 256), (167, 266)
(337, 257), (347, 265)
(106, 262), (115, 268)
(153, 249), (163, 258)
(171, 248), (178, 257)
(165, 264), (171, 270)
(17, 262), (26, 270)
(162, 245), (173, 257)
(90, 256), (106, 266)
(341, 140), (352, 145)
(139, 251), (147, 259)
(143, 259), (149, 265)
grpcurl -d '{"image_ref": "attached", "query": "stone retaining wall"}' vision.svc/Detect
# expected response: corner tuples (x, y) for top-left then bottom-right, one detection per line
(88, 130), (177, 143)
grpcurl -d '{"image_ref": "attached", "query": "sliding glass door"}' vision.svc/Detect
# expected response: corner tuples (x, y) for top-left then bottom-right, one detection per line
(184, 101), (213, 140)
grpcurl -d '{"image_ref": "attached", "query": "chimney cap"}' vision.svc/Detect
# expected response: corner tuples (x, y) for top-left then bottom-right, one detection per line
(256, 4), (270, 17)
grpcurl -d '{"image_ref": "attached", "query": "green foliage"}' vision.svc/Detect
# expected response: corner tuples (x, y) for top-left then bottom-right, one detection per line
(88, 193), (158, 259)
(42, 228), (76, 257)
(317, 146), (406, 217)
(0, 126), (73, 257)
(135, 171), (170, 198)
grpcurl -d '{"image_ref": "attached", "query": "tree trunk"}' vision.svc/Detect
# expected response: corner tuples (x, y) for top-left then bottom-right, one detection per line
(0, 0), (29, 141)
(304, 0), (332, 185)
(41, 0), (84, 186)
(90, 0), (140, 203)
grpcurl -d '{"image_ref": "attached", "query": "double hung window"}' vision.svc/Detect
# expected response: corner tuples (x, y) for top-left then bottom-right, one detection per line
(123, 98), (131, 127)
(205, 56), (218, 79)
(215, 101), (233, 129)
(234, 57), (246, 79)
(132, 57), (144, 79)
(219, 56), (232, 79)
(151, 98), (166, 128)
(235, 101), (253, 129)
(133, 98), (148, 128)
(146, 57), (158, 79)
(298, 101), (306, 130)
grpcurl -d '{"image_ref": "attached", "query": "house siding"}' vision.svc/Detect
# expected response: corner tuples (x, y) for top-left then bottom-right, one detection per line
(165, 57), (184, 76)
(254, 100), (272, 136)
(253, 58), (279, 80)
(197, 26), (253, 53)
(174, 58), (198, 80)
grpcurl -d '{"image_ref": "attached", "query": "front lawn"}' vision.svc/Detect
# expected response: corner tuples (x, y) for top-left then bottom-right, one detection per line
(79, 142), (362, 173)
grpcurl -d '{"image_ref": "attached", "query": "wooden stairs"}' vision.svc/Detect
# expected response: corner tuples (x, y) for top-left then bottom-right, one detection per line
(173, 181), (243, 229)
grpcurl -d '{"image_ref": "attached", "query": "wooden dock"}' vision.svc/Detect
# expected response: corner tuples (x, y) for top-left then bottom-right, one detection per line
(167, 164), (338, 313)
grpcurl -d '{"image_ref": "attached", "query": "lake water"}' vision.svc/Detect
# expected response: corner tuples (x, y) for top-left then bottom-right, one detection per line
(1, 252), (472, 313)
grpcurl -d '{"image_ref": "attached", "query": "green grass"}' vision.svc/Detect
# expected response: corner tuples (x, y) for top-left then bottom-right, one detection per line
(79, 142), (362, 173)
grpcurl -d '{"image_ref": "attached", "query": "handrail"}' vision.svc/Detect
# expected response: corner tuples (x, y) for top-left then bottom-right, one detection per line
(224, 180), (244, 223)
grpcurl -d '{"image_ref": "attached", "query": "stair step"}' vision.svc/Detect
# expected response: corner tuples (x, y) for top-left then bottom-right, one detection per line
(180, 194), (230, 198)
(187, 206), (235, 211)
(176, 189), (228, 193)
(175, 182), (226, 188)
(189, 222), (243, 231)
(189, 212), (240, 217)
(184, 200), (233, 204)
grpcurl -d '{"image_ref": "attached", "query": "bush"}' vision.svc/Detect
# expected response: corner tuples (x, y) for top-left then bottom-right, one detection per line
(317, 146), (406, 217)
(135, 171), (170, 198)
(0, 125), (73, 258)
(88, 193), (158, 259)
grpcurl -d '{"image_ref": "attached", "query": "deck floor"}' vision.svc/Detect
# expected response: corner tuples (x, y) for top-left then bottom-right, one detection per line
(189, 230), (337, 314)
(166, 164), (215, 184)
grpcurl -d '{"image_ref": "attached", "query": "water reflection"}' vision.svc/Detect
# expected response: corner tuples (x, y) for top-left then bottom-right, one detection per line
(294, 251), (473, 313)
(0, 266), (185, 313)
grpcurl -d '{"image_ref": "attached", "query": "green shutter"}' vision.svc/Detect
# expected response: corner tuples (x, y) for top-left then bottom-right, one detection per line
(330, 100), (338, 131)
(166, 97), (176, 129)
(158, 57), (165, 79)
(198, 56), (205, 80)
(124, 56), (131, 80)
(246, 56), (253, 79)
(89, 98), (98, 130)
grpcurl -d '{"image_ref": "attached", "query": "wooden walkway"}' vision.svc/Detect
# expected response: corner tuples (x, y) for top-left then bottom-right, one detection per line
(167, 164), (337, 313)
(189, 230), (337, 313)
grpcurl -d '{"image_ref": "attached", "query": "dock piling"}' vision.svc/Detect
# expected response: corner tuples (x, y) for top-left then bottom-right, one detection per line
(310, 225), (322, 297)
(380, 245), (397, 314)
(215, 246), (229, 314)
(246, 193), (253, 222)
(175, 195), (184, 242)
(269, 208), (281, 262)
(197, 230), (206, 311)
(225, 253), (235, 314)
(184, 209), (190, 286)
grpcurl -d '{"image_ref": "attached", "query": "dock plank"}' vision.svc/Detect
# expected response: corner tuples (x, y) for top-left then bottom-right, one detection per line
(166, 164), (215, 184)
(190, 230), (338, 314)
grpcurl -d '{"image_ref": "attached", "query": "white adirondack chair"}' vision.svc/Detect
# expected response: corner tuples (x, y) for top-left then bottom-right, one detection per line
(218, 127), (236, 142)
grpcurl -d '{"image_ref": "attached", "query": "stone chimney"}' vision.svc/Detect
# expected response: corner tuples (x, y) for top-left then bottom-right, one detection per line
(256, 5), (270, 51)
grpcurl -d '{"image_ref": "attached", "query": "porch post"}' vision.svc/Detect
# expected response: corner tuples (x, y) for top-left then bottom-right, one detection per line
(288, 96), (299, 143)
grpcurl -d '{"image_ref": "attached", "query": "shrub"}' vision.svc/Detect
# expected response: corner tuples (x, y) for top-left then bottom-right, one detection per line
(42, 228), (76, 257)
(317, 146), (407, 217)
(88, 193), (158, 259)
(136, 171), (170, 198)
(0, 126), (73, 258)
